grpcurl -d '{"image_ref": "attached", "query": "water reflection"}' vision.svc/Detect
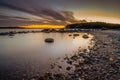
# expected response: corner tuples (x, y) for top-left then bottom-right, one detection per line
(0, 32), (94, 77)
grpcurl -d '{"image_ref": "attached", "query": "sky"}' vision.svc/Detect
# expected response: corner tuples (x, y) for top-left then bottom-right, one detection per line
(0, 0), (120, 27)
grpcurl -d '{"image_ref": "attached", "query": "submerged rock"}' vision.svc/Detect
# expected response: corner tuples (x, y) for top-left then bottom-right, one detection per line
(45, 38), (54, 43)
(82, 35), (89, 39)
(73, 34), (79, 37)
(0, 32), (9, 35)
(69, 34), (72, 36)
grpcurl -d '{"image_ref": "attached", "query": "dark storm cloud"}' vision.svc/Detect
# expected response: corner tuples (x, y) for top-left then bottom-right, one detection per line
(0, 15), (30, 20)
(39, 9), (66, 21)
(0, 0), (45, 18)
(0, 19), (45, 27)
(62, 11), (77, 22)
(0, 1), (74, 21)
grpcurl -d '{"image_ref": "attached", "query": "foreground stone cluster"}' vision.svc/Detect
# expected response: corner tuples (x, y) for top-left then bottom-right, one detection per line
(26, 30), (120, 80)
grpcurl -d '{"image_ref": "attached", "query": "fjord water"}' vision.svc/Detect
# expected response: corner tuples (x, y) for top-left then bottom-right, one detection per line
(0, 29), (94, 78)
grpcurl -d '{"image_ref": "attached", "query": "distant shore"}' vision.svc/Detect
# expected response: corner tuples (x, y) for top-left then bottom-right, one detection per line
(0, 22), (120, 30)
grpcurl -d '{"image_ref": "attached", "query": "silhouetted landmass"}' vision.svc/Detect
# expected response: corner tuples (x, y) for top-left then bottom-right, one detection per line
(0, 22), (120, 29)
(66, 22), (120, 29)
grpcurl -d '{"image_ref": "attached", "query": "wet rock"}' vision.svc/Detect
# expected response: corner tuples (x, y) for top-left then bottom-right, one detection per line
(0, 32), (9, 35)
(79, 58), (85, 64)
(67, 60), (73, 65)
(82, 35), (89, 39)
(70, 55), (79, 61)
(69, 34), (72, 36)
(73, 34), (79, 37)
(83, 56), (93, 64)
(66, 67), (71, 71)
(58, 66), (62, 69)
(41, 29), (51, 33)
(50, 63), (56, 69)
(74, 69), (82, 75)
(53, 74), (65, 80)
(9, 33), (14, 36)
(74, 63), (81, 68)
(45, 38), (54, 43)
(38, 77), (44, 80)
(118, 38), (120, 42)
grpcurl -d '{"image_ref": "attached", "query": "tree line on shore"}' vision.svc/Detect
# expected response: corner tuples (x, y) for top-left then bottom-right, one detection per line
(66, 22), (120, 29)
(0, 22), (120, 29)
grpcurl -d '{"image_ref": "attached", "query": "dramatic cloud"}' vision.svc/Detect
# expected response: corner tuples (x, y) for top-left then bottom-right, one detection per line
(0, 0), (119, 27)
(0, 0), (81, 27)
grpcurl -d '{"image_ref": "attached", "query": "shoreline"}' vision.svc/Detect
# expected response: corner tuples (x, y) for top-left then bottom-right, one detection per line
(35, 30), (120, 80)
(0, 30), (120, 80)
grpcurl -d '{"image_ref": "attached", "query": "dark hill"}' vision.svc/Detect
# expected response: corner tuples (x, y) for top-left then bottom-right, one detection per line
(66, 22), (120, 29)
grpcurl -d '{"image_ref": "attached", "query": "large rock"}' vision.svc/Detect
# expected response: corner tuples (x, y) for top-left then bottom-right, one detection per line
(45, 38), (54, 43)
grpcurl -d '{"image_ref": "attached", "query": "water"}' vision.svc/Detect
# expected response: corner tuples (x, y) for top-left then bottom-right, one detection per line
(0, 29), (94, 78)
(0, 29), (42, 33)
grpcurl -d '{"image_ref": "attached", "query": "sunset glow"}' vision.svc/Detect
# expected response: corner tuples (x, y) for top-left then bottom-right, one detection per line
(20, 24), (65, 29)
(0, 0), (120, 27)
(76, 16), (120, 24)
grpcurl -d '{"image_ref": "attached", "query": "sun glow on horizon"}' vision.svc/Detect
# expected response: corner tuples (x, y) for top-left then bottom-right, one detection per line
(77, 17), (120, 24)
(74, 11), (120, 24)
(20, 24), (65, 29)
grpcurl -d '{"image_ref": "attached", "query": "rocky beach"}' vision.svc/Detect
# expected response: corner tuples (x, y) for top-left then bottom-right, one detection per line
(31, 30), (120, 80)
(0, 0), (120, 79)
(0, 30), (120, 80)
